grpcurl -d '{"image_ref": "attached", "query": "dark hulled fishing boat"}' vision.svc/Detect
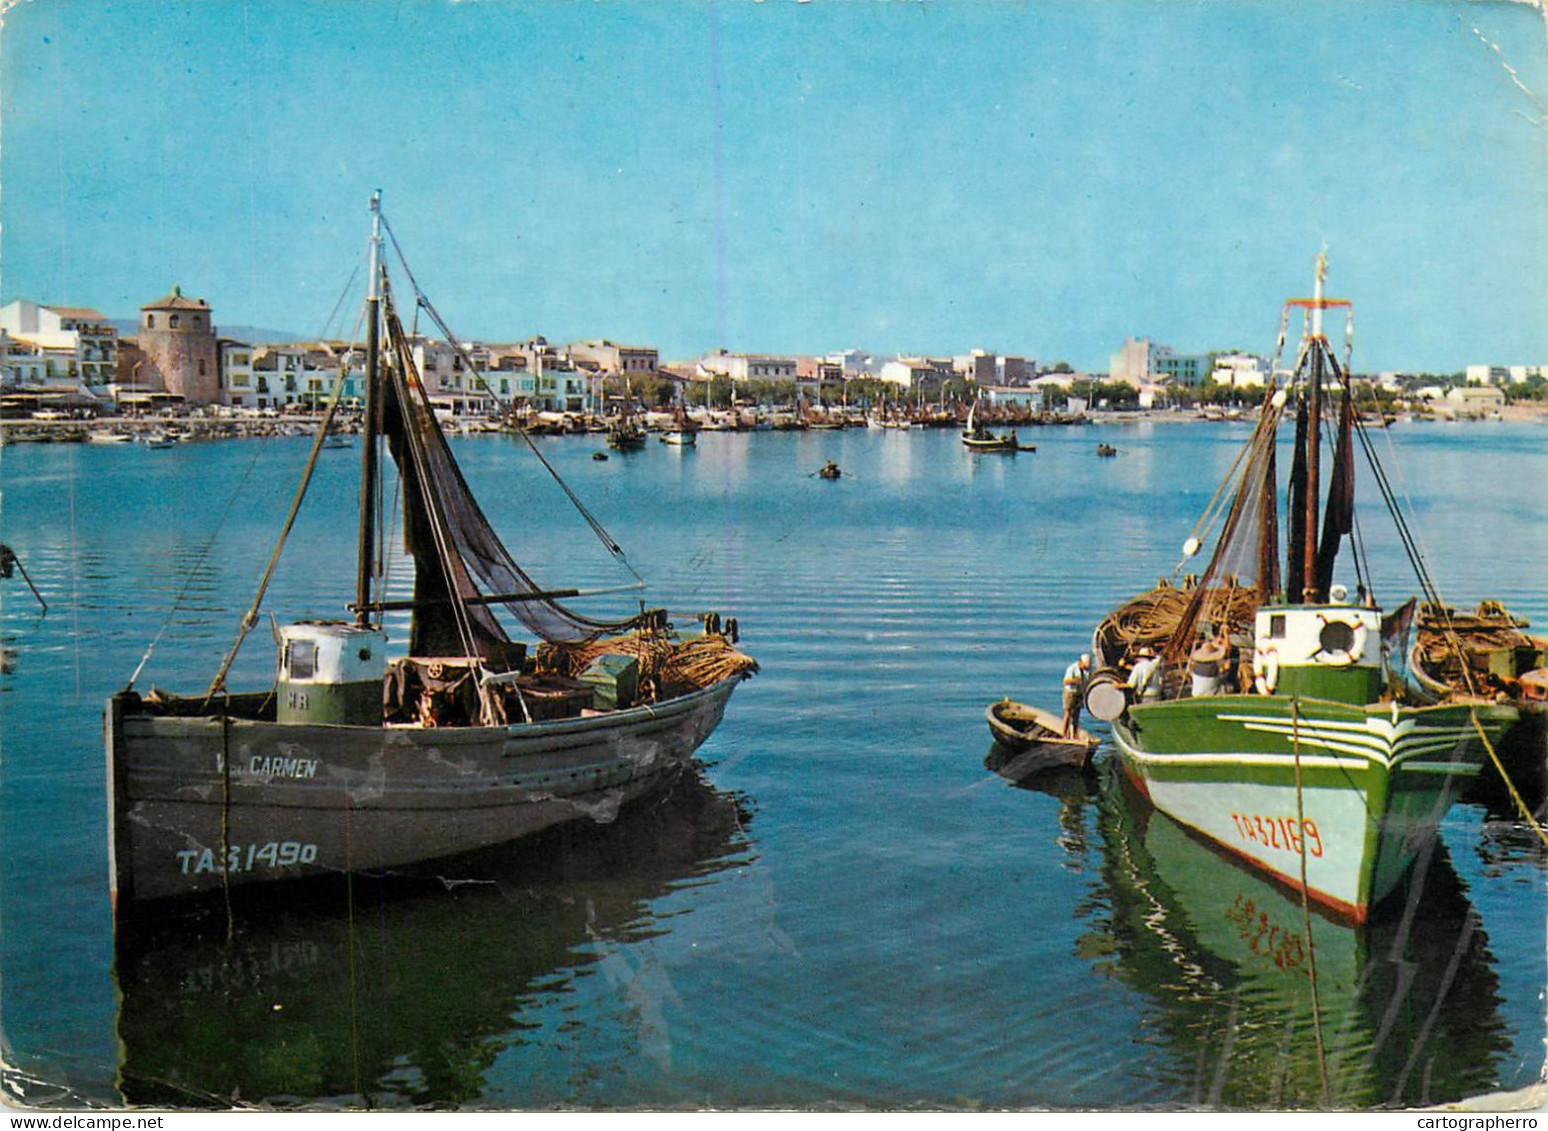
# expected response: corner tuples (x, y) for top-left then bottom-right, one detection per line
(105, 195), (756, 914)
(605, 377), (648, 450)
(1085, 256), (1520, 924)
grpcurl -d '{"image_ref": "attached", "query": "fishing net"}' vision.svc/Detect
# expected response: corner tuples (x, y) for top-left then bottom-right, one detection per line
(536, 630), (760, 693)
(378, 301), (643, 660)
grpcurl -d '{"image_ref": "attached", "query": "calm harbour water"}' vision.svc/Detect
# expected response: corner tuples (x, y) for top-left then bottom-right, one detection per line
(0, 419), (1544, 1110)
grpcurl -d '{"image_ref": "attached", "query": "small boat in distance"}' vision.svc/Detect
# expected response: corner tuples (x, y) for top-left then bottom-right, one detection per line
(660, 401), (697, 446)
(105, 194), (756, 915)
(1096, 443), (1117, 457)
(961, 400), (1019, 453)
(816, 461), (843, 480)
(606, 379), (648, 450)
(986, 699), (1098, 771)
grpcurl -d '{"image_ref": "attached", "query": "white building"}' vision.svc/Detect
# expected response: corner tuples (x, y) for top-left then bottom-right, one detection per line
(0, 330), (52, 388)
(879, 357), (950, 389)
(219, 340), (256, 407)
(1209, 353), (1267, 389)
(825, 349), (875, 379)
(1109, 337), (1164, 386)
(981, 385), (1043, 412)
(0, 300), (118, 392)
(1466, 364), (1545, 385)
(699, 351), (798, 383)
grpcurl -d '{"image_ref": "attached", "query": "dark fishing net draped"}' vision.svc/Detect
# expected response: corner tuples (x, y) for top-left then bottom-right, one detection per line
(1206, 401), (1283, 597)
(377, 301), (641, 661)
(1315, 353), (1357, 598)
(1158, 397), (1285, 664)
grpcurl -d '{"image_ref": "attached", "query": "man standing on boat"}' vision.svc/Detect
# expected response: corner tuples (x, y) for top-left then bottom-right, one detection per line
(1127, 647), (1162, 703)
(1062, 653), (1091, 737)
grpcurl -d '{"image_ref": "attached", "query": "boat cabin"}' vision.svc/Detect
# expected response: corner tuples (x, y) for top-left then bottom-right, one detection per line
(277, 622), (389, 725)
(1251, 595), (1382, 704)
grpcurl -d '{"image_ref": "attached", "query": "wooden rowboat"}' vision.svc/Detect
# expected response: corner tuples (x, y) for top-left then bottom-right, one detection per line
(985, 699), (1098, 770)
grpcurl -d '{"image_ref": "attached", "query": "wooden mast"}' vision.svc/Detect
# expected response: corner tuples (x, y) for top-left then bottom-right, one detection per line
(355, 191), (384, 627)
(1300, 252), (1327, 602)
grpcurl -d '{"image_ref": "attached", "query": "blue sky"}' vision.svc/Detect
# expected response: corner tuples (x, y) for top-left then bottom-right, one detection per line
(2, 0), (1544, 373)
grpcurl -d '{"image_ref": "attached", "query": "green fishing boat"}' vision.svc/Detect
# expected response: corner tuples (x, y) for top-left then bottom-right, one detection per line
(1086, 256), (1518, 924)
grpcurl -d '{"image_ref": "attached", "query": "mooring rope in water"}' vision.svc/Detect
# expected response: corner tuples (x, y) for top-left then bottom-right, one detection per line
(220, 711), (235, 944)
(1291, 697), (1332, 1105)
(344, 802), (365, 1103)
(1469, 707), (1548, 848)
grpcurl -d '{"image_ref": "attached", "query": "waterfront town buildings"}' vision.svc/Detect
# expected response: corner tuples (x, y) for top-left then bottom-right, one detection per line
(952, 351), (997, 386)
(698, 350), (797, 384)
(1109, 336), (1210, 387)
(879, 357), (952, 389)
(1465, 364), (1547, 385)
(1443, 384), (1507, 418)
(825, 349), (875, 379)
(566, 340), (657, 379)
(6, 280), (1547, 419)
(0, 300), (119, 400)
(1109, 337), (1159, 385)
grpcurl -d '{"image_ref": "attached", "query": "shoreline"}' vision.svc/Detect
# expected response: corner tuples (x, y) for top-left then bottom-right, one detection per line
(1, 401), (1543, 445)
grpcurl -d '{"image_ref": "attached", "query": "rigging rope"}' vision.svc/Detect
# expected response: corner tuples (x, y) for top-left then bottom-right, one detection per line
(1470, 708), (1548, 848)
(127, 444), (264, 692)
(201, 365), (352, 704)
(377, 213), (645, 588)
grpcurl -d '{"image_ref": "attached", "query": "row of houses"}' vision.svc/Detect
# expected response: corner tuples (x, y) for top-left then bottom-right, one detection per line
(2, 290), (1540, 416)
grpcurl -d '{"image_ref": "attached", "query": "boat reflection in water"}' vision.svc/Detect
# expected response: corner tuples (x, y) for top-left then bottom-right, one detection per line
(991, 753), (1520, 1109)
(112, 766), (751, 1109)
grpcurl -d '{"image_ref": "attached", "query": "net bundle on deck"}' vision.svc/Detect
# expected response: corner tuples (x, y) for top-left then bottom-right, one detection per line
(536, 629), (760, 691)
(1096, 581), (1264, 665)
(1412, 601), (1541, 694)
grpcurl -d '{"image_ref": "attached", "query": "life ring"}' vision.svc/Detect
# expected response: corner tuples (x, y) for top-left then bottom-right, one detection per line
(1252, 646), (1279, 695)
(1313, 615), (1367, 666)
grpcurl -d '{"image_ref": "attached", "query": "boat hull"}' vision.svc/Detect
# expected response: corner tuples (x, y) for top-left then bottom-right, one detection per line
(1110, 694), (1514, 922)
(106, 676), (742, 909)
(985, 700), (1097, 770)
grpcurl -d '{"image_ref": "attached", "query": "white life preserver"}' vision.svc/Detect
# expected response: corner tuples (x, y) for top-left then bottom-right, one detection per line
(1313, 616), (1367, 666)
(1252, 645), (1279, 695)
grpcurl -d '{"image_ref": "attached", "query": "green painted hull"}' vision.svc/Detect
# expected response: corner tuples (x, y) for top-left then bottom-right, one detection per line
(1112, 694), (1515, 921)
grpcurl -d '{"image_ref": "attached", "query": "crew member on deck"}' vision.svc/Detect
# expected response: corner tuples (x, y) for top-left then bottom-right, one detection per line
(1128, 647), (1162, 702)
(1062, 653), (1091, 737)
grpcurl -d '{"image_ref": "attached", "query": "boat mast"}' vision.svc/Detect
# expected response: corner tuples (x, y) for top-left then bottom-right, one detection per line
(1300, 252), (1327, 602)
(355, 191), (384, 627)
